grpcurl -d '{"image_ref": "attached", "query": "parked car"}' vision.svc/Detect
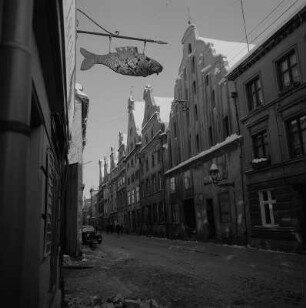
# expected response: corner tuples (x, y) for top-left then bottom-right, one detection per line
(81, 225), (102, 245)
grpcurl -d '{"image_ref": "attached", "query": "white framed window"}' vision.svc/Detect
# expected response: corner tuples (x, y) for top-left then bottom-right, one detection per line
(127, 191), (131, 205)
(258, 189), (277, 226)
(136, 186), (140, 202)
(131, 189), (135, 204)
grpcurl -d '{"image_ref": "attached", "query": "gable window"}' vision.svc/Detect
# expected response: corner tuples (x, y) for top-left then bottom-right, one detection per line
(223, 116), (230, 138)
(170, 177), (176, 193)
(209, 126), (213, 146)
(277, 49), (299, 91)
(192, 56), (195, 73)
(194, 104), (198, 121)
(151, 153), (155, 167)
(192, 81), (197, 94)
(196, 134), (200, 153)
(188, 43), (192, 54)
(258, 189), (277, 226)
(286, 114), (306, 157)
(252, 130), (268, 158)
(246, 76), (263, 111)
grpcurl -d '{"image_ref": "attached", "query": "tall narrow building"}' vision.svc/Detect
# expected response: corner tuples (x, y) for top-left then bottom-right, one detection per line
(165, 24), (252, 244)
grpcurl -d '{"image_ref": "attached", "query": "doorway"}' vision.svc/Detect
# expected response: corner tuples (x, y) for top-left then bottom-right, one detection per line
(183, 199), (196, 234)
(206, 199), (216, 238)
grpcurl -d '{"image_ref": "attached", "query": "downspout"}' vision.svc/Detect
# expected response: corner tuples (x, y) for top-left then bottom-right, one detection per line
(231, 82), (248, 246)
(0, 0), (33, 306)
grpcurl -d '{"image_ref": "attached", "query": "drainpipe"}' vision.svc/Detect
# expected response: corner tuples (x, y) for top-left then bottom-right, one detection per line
(0, 0), (33, 305)
(231, 83), (248, 246)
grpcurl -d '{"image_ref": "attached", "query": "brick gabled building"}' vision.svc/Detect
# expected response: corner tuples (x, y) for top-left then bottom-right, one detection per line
(138, 85), (173, 236)
(125, 96), (144, 232)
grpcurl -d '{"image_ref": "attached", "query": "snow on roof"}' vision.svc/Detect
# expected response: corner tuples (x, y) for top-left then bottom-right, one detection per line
(198, 37), (255, 68)
(75, 83), (89, 100)
(226, 2), (306, 77)
(133, 100), (145, 134)
(165, 134), (242, 175)
(154, 96), (173, 124)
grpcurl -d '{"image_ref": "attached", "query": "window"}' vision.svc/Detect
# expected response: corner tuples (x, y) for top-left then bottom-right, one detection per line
(277, 49), (299, 91)
(252, 130), (268, 158)
(136, 186), (140, 202)
(152, 174), (156, 192)
(211, 90), (215, 108)
(146, 158), (149, 171)
(131, 189), (135, 204)
(151, 130), (154, 138)
(192, 56), (195, 73)
(286, 114), (306, 157)
(209, 126), (213, 146)
(184, 170), (192, 190)
(223, 116), (230, 138)
(196, 134), (200, 153)
(173, 121), (177, 138)
(258, 189), (277, 225)
(188, 43), (192, 54)
(194, 104), (198, 121)
(192, 81), (196, 94)
(205, 74), (209, 86)
(246, 76), (263, 111)
(158, 172), (162, 190)
(157, 149), (161, 163)
(127, 191), (131, 205)
(171, 203), (180, 223)
(152, 154), (155, 167)
(170, 177), (176, 193)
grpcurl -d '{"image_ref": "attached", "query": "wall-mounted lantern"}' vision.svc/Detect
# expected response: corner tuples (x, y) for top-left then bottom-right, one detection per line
(209, 163), (235, 187)
(209, 163), (220, 184)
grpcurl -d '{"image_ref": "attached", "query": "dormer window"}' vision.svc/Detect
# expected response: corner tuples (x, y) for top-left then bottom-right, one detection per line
(188, 43), (192, 54)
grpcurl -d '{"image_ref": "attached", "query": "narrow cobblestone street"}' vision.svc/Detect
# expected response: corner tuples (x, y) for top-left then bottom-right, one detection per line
(63, 234), (306, 307)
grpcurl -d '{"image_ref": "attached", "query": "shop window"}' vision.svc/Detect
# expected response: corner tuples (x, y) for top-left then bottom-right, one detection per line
(258, 189), (277, 226)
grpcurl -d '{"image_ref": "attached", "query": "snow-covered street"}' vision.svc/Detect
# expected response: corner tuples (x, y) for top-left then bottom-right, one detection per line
(63, 234), (306, 307)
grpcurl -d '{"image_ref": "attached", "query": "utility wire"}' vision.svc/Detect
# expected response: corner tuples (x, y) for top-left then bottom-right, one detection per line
(240, 0), (250, 52)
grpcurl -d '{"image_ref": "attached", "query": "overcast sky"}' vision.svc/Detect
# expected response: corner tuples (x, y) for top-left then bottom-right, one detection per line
(76, 0), (304, 197)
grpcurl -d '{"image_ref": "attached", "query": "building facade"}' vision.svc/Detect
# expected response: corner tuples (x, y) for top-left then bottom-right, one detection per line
(125, 96), (144, 233)
(138, 85), (172, 236)
(117, 132), (127, 227)
(165, 24), (250, 244)
(226, 5), (306, 253)
(0, 0), (75, 306)
(65, 83), (89, 256)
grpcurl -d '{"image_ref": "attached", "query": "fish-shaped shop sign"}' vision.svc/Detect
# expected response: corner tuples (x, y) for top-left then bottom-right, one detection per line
(80, 47), (163, 77)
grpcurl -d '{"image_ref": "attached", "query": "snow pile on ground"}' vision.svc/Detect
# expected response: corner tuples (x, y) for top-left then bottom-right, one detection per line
(64, 293), (166, 308)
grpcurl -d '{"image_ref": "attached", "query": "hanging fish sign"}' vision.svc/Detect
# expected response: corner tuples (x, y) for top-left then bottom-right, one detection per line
(80, 47), (163, 77)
